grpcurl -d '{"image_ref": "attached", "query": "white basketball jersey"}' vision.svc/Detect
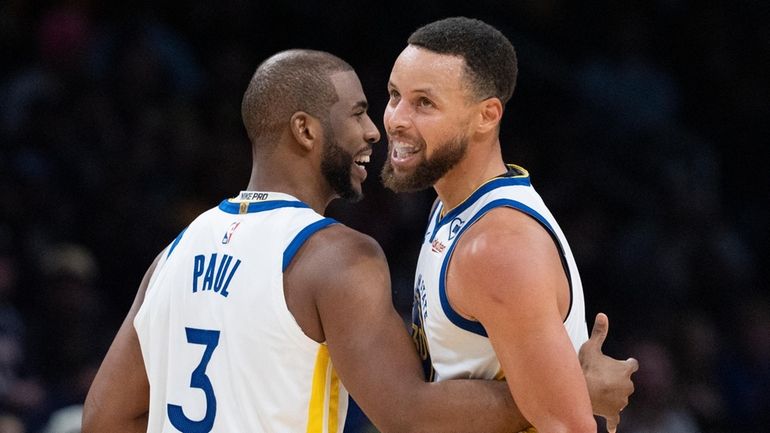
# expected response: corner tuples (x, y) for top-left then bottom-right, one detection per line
(411, 165), (588, 382)
(134, 191), (348, 433)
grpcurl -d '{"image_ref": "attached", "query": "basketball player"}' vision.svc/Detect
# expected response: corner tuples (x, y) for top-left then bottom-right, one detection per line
(83, 49), (634, 433)
(382, 17), (638, 433)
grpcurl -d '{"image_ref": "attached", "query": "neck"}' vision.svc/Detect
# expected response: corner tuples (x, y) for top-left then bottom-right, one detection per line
(433, 138), (507, 211)
(246, 160), (335, 215)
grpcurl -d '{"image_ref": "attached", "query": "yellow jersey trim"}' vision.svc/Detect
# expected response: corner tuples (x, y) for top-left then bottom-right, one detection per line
(307, 345), (340, 433)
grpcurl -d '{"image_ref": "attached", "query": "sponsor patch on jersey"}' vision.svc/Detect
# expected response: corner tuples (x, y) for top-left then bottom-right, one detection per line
(431, 239), (446, 253)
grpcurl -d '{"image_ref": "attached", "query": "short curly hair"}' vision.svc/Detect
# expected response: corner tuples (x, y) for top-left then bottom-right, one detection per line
(408, 17), (518, 105)
(241, 49), (353, 150)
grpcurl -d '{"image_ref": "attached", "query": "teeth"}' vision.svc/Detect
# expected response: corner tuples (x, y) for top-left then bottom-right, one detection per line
(355, 155), (370, 164)
(394, 144), (416, 159)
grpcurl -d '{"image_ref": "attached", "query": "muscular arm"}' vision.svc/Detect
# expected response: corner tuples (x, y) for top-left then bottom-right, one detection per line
(285, 225), (528, 433)
(82, 252), (162, 433)
(448, 208), (596, 433)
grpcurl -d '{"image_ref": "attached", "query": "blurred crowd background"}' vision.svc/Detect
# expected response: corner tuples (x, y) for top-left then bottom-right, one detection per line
(1, 0), (768, 432)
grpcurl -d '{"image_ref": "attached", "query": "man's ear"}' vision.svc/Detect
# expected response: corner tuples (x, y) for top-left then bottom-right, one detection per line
(290, 112), (323, 151)
(476, 97), (503, 134)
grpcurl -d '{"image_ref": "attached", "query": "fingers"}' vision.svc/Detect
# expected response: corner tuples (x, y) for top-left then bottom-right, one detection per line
(589, 312), (609, 348)
(606, 415), (619, 433)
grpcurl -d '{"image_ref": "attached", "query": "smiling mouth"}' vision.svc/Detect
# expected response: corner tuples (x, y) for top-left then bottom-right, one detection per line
(390, 140), (420, 160)
(354, 154), (370, 166)
(352, 152), (371, 182)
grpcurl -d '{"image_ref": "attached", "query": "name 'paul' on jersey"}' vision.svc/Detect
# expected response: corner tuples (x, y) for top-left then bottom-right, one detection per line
(410, 165), (588, 383)
(134, 191), (347, 433)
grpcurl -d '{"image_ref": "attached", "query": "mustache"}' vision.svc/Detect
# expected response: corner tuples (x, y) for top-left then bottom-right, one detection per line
(386, 133), (426, 148)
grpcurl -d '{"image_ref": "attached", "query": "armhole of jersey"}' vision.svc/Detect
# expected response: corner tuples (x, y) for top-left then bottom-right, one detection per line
(439, 214), (489, 338)
(274, 217), (339, 349)
(140, 226), (189, 312)
(166, 226), (188, 259)
(439, 199), (575, 338)
(135, 246), (171, 333)
(282, 218), (337, 272)
(494, 199), (574, 323)
(146, 249), (167, 293)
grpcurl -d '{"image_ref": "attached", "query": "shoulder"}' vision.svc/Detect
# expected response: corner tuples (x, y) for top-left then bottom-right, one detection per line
(287, 223), (388, 289)
(456, 206), (553, 263)
(450, 206), (561, 296)
(304, 223), (386, 265)
(283, 223), (389, 342)
(448, 206), (566, 318)
(285, 222), (392, 340)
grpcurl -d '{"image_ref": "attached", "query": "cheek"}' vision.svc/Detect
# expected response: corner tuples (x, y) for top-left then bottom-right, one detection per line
(382, 107), (394, 128)
(416, 117), (454, 146)
(343, 124), (364, 149)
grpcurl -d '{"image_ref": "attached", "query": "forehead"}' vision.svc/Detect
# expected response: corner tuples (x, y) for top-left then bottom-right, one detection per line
(329, 70), (366, 105)
(389, 45), (467, 94)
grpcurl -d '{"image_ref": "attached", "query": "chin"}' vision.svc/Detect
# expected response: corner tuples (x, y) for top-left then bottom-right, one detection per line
(339, 185), (363, 203)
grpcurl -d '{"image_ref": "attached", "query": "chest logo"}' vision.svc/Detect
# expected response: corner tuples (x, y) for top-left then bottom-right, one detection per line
(448, 217), (465, 241)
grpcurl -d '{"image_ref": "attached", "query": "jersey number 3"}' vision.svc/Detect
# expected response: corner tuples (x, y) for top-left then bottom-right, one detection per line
(167, 327), (220, 433)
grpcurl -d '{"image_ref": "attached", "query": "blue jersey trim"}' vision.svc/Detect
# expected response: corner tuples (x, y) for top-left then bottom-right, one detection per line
(167, 227), (188, 258)
(282, 218), (338, 272)
(439, 177), (530, 227)
(439, 198), (573, 337)
(427, 202), (444, 243)
(218, 199), (310, 214)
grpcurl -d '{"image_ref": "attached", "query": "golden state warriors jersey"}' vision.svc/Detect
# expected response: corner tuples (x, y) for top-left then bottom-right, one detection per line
(411, 166), (588, 383)
(134, 191), (348, 433)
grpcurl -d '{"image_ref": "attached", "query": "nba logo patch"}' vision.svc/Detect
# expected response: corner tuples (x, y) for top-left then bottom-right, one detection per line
(222, 221), (241, 244)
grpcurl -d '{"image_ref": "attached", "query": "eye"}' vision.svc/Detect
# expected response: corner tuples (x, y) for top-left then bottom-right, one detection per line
(388, 89), (400, 102)
(417, 97), (434, 108)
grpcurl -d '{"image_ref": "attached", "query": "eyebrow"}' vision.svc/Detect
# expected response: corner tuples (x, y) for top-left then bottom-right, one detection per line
(388, 81), (438, 98)
(413, 88), (438, 99)
(352, 100), (368, 111)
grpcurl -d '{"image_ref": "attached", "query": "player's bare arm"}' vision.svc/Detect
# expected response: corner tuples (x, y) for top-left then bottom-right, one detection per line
(284, 224), (530, 433)
(448, 207), (596, 433)
(81, 227), (636, 433)
(82, 252), (161, 433)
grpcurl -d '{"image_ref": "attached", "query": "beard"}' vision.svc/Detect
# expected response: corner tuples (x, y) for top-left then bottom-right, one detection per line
(321, 128), (363, 202)
(380, 133), (469, 193)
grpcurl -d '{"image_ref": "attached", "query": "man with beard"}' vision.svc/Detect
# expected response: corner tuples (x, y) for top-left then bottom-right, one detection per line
(83, 49), (633, 433)
(382, 17), (638, 433)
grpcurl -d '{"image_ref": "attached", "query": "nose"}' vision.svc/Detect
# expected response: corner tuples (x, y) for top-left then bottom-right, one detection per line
(384, 99), (410, 134)
(364, 114), (381, 144)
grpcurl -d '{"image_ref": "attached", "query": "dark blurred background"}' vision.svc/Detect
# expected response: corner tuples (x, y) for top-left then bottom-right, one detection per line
(1, 0), (768, 432)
